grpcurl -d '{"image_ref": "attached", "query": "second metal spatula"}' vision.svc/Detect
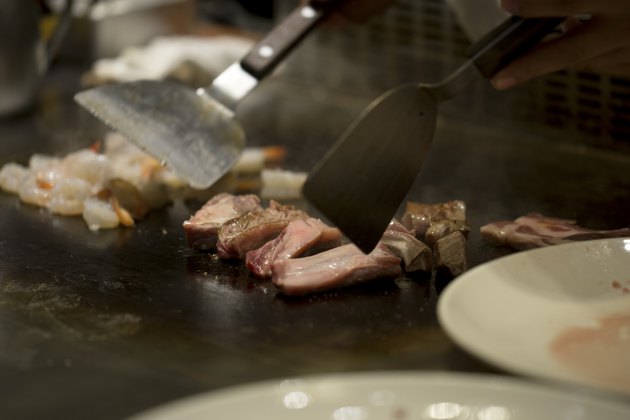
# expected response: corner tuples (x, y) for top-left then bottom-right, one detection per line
(75, 1), (336, 189)
(303, 16), (564, 253)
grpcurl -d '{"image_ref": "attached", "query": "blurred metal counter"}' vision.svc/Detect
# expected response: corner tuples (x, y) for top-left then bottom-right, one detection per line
(1, 61), (630, 420)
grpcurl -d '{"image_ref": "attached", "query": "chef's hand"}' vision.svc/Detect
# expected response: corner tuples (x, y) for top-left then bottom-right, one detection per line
(492, 0), (630, 90)
(307, 0), (396, 25)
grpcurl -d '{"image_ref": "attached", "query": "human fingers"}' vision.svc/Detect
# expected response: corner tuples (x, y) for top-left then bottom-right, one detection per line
(491, 18), (618, 89)
(579, 47), (630, 76)
(584, 63), (630, 78)
(559, 16), (583, 33)
(499, 0), (627, 17)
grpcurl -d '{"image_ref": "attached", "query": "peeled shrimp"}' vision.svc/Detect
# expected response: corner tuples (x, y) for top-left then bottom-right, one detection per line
(0, 163), (30, 194)
(82, 198), (119, 231)
(48, 178), (93, 216)
(61, 149), (113, 187)
(18, 175), (51, 207)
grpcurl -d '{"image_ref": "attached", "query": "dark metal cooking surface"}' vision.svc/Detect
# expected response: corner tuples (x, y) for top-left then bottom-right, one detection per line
(1, 66), (630, 420)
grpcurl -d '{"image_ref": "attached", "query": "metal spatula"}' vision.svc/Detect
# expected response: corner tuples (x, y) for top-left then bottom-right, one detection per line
(75, 1), (337, 189)
(302, 16), (564, 253)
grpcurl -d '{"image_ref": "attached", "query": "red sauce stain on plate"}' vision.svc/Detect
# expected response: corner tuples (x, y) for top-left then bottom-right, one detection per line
(611, 281), (630, 295)
(550, 313), (630, 393)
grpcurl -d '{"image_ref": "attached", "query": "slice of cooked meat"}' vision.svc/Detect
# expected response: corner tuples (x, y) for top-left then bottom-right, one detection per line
(245, 218), (342, 278)
(183, 193), (262, 250)
(401, 200), (467, 239)
(424, 219), (470, 248)
(217, 200), (309, 259)
(481, 213), (630, 251)
(379, 220), (433, 272)
(271, 244), (402, 296)
(434, 231), (468, 277)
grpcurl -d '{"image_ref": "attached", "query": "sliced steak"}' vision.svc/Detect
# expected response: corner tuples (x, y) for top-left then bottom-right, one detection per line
(481, 213), (630, 251)
(183, 193), (262, 250)
(217, 200), (309, 259)
(271, 244), (402, 296)
(245, 218), (342, 278)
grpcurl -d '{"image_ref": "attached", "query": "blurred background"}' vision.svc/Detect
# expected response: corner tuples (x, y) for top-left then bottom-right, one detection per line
(40, 0), (630, 157)
(270, 0), (630, 155)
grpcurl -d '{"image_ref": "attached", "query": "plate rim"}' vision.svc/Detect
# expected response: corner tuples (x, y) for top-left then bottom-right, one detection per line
(127, 369), (630, 420)
(437, 237), (630, 397)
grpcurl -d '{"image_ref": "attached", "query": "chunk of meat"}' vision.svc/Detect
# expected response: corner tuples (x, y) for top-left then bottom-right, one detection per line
(401, 200), (467, 239)
(379, 220), (433, 272)
(434, 231), (468, 277)
(424, 219), (469, 247)
(183, 193), (262, 250)
(245, 218), (342, 278)
(271, 244), (401, 296)
(481, 213), (630, 251)
(217, 200), (309, 259)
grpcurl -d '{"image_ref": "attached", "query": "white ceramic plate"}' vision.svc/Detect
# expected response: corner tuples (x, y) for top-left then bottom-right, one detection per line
(128, 371), (630, 420)
(438, 238), (630, 396)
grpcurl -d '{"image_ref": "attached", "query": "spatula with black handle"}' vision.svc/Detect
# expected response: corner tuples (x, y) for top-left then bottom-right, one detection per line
(302, 16), (565, 253)
(75, 1), (338, 190)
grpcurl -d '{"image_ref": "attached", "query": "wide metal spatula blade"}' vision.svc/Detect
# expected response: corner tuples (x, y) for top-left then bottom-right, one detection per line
(75, 80), (245, 189)
(303, 87), (437, 253)
(303, 16), (564, 253)
(75, 1), (339, 190)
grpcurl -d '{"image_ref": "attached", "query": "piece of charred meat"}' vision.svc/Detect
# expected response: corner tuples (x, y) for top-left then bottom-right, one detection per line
(401, 200), (467, 239)
(400, 200), (470, 277)
(217, 200), (309, 259)
(183, 193), (262, 250)
(424, 219), (469, 248)
(271, 244), (402, 296)
(434, 231), (468, 277)
(245, 218), (342, 278)
(379, 220), (433, 272)
(481, 213), (630, 251)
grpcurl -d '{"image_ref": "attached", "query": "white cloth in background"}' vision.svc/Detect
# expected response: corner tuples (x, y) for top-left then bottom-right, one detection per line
(88, 35), (254, 83)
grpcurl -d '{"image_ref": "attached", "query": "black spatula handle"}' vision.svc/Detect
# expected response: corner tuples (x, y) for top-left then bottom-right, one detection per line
(241, 1), (336, 79)
(469, 16), (565, 78)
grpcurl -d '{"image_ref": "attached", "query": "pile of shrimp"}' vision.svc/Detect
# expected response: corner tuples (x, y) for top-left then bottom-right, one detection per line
(0, 132), (303, 231)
